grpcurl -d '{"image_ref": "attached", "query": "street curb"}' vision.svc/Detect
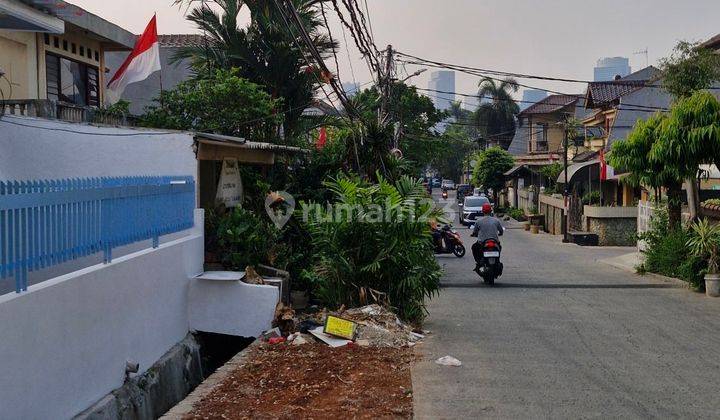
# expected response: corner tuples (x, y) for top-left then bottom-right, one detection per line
(160, 339), (262, 419)
(600, 257), (689, 289)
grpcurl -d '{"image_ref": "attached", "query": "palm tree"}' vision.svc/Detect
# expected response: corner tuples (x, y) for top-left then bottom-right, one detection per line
(474, 77), (520, 149)
(173, 0), (337, 142)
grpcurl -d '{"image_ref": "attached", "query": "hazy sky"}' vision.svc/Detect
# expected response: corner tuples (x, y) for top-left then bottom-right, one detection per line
(72, 0), (720, 103)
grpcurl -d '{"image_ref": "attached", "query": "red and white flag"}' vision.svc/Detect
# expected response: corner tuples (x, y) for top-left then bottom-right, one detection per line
(106, 15), (161, 104)
(599, 149), (614, 181)
(316, 127), (327, 149)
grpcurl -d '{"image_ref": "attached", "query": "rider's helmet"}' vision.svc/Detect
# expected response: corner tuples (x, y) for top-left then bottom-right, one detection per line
(482, 203), (492, 215)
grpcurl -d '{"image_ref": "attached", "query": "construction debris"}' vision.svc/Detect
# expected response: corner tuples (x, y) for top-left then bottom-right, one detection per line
(335, 304), (422, 348)
(273, 302), (295, 336)
(242, 266), (265, 285)
(435, 355), (462, 367)
(308, 326), (353, 348)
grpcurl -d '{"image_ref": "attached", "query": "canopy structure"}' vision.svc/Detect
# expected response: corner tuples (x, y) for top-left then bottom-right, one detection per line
(557, 159), (600, 184)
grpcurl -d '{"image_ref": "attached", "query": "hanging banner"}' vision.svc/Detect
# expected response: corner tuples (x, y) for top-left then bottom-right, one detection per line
(216, 158), (243, 208)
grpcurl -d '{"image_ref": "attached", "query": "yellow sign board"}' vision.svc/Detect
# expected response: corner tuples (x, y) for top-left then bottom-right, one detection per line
(324, 315), (357, 340)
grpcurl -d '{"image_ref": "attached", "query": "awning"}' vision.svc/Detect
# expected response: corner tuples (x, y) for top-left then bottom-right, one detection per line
(194, 132), (310, 165)
(557, 159), (600, 184)
(504, 165), (525, 177)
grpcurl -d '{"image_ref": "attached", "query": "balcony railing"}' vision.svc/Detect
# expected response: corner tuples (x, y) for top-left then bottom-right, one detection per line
(1, 99), (137, 126)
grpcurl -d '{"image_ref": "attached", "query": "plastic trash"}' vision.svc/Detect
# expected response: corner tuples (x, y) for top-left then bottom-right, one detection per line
(435, 355), (462, 366)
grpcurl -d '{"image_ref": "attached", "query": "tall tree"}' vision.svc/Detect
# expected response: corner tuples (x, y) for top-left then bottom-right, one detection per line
(471, 146), (514, 202)
(474, 77), (520, 149)
(609, 114), (684, 228)
(174, 0), (337, 142)
(660, 40), (720, 217)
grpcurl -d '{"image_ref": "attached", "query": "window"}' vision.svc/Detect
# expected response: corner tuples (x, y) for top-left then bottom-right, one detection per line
(45, 53), (99, 106)
(535, 123), (549, 152)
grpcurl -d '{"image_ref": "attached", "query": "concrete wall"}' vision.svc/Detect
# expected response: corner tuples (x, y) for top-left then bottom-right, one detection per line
(539, 194), (565, 235)
(0, 211), (204, 420)
(0, 115), (196, 180)
(0, 30), (37, 99)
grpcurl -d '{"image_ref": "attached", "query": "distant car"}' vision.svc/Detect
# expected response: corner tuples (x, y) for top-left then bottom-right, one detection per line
(441, 179), (456, 190)
(456, 184), (472, 203)
(459, 195), (493, 226)
(432, 178), (441, 188)
(473, 187), (484, 196)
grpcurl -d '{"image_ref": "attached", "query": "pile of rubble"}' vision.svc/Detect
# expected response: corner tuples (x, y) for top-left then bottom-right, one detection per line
(263, 303), (426, 349)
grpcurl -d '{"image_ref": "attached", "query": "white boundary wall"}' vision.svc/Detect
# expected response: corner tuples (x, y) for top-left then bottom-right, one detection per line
(0, 211), (204, 420)
(0, 115), (196, 180)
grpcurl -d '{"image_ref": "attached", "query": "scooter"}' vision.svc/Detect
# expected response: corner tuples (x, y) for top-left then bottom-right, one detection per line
(441, 190), (448, 200)
(470, 225), (504, 285)
(433, 225), (466, 258)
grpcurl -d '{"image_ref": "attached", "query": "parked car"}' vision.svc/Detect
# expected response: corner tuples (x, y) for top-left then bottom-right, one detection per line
(473, 187), (483, 196)
(432, 178), (441, 188)
(441, 179), (456, 190)
(459, 195), (492, 226)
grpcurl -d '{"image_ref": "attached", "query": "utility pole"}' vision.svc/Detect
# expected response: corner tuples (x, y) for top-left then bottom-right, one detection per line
(562, 116), (570, 243)
(379, 44), (394, 123)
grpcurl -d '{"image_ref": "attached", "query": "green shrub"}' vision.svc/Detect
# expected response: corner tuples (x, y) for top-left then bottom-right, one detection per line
(214, 207), (280, 269)
(582, 191), (601, 205)
(301, 175), (443, 323)
(507, 207), (525, 221)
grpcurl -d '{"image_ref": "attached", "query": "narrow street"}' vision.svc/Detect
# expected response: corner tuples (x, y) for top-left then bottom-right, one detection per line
(413, 191), (720, 419)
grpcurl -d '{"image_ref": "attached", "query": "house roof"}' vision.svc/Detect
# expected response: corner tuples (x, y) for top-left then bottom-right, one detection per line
(518, 94), (581, 116)
(158, 34), (207, 48)
(506, 124), (529, 156)
(585, 66), (662, 108)
(21, 0), (136, 50)
(701, 32), (720, 51)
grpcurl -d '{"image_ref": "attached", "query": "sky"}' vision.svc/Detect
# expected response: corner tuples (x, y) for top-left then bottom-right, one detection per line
(72, 0), (720, 105)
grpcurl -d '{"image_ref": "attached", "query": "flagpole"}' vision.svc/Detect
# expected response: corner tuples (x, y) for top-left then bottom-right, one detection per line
(155, 12), (164, 109)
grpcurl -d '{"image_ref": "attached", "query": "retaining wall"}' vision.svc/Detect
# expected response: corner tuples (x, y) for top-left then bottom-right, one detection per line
(583, 206), (638, 246)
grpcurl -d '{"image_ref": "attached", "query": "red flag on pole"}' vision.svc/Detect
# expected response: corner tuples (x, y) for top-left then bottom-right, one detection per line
(316, 127), (327, 149)
(106, 15), (161, 104)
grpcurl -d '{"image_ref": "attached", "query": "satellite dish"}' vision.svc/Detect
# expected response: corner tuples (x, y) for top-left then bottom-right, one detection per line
(390, 148), (403, 158)
(470, 160), (477, 167)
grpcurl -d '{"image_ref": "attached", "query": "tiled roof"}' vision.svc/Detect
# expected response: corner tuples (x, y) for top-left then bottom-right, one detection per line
(701, 32), (720, 50)
(586, 81), (645, 108)
(518, 94), (580, 116)
(157, 34), (207, 48)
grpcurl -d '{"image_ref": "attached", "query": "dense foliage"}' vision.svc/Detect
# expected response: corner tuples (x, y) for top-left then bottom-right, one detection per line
(301, 175), (443, 323)
(471, 146), (514, 200)
(140, 69), (281, 139)
(638, 205), (706, 289)
(660, 41), (720, 99)
(174, 0), (336, 139)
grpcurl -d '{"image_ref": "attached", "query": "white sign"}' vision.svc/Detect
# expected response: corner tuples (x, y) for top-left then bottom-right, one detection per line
(216, 158), (243, 208)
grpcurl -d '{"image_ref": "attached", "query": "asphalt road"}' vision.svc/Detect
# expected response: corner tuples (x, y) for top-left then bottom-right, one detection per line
(412, 191), (720, 419)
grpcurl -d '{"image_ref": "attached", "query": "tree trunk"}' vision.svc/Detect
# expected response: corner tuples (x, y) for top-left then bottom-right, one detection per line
(667, 183), (683, 230)
(686, 177), (700, 221)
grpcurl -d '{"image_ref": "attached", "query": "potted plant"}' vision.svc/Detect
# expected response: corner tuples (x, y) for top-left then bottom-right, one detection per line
(688, 219), (720, 297)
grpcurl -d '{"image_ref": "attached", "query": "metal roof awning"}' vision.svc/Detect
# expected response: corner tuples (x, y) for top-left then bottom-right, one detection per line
(557, 159), (600, 184)
(504, 165), (525, 177)
(194, 132), (310, 165)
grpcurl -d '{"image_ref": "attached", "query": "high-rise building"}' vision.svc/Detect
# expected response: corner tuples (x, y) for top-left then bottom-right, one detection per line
(428, 70), (455, 111)
(520, 89), (548, 111)
(593, 57), (631, 82)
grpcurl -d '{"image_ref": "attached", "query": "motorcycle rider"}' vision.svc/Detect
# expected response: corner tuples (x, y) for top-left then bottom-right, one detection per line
(471, 203), (504, 273)
(429, 217), (443, 250)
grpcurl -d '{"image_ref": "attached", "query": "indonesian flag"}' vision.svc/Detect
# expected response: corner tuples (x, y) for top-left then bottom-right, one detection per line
(106, 15), (161, 104)
(599, 148), (614, 181)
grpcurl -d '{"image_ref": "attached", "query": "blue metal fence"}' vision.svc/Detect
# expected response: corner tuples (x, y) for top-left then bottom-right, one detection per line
(0, 176), (195, 293)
